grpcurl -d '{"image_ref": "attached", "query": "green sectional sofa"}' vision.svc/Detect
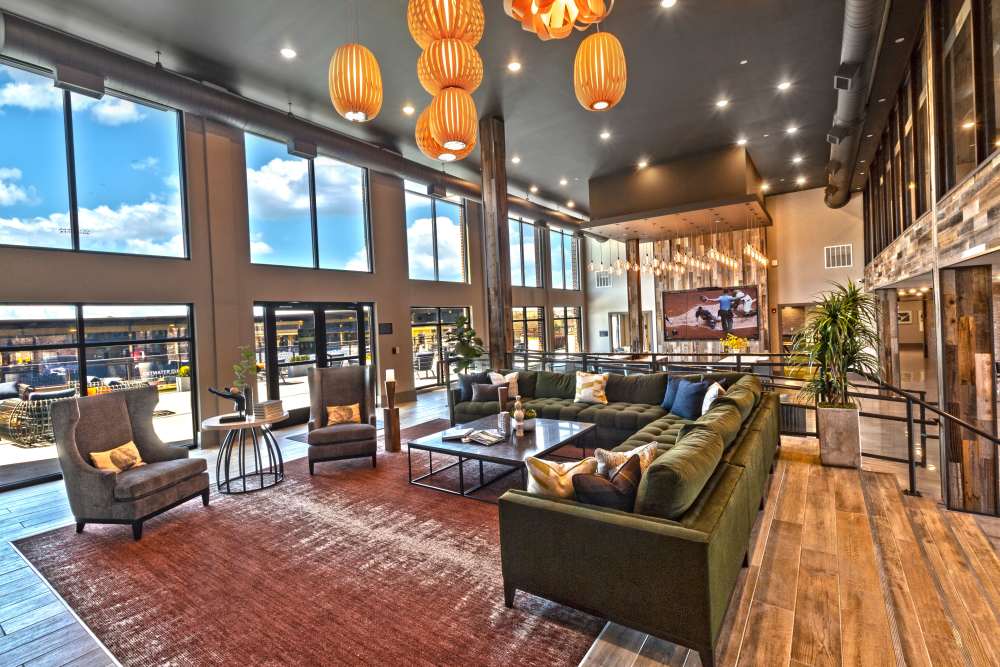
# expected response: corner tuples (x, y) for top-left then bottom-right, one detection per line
(455, 368), (780, 667)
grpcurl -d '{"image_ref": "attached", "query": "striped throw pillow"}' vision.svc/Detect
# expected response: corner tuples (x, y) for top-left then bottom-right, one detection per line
(574, 371), (609, 405)
(595, 443), (659, 477)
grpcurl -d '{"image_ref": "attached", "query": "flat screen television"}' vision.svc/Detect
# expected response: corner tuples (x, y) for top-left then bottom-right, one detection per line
(662, 285), (760, 341)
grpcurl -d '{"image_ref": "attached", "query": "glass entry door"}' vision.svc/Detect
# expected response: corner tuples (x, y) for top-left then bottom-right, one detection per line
(255, 302), (373, 425)
(410, 307), (470, 389)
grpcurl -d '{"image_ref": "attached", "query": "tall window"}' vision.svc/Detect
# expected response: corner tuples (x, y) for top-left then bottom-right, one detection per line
(942, 5), (978, 187)
(0, 62), (185, 257)
(552, 306), (582, 353)
(509, 219), (538, 287)
(245, 133), (370, 271)
(405, 185), (468, 283)
(549, 227), (580, 290)
(410, 307), (470, 388)
(512, 307), (545, 353)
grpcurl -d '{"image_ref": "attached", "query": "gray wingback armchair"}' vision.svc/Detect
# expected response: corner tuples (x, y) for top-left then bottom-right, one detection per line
(51, 385), (210, 540)
(307, 365), (378, 474)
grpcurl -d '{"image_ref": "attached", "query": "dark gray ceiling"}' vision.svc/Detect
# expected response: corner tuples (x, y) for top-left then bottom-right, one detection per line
(0, 0), (846, 214)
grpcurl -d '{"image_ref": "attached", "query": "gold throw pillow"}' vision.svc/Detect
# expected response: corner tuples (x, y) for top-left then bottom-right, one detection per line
(574, 371), (609, 405)
(326, 403), (361, 425)
(90, 441), (146, 473)
(595, 443), (659, 477)
(525, 456), (598, 499)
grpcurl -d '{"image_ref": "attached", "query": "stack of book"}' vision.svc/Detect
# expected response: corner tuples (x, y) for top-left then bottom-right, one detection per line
(253, 399), (284, 421)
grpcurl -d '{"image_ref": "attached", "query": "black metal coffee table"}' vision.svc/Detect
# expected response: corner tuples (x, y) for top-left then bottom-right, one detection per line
(406, 416), (594, 501)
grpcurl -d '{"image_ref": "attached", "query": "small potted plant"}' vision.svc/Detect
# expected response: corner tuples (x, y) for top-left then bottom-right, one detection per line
(522, 408), (537, 431)
(232, 346), (258, 416)
(175, 365), (191, 392)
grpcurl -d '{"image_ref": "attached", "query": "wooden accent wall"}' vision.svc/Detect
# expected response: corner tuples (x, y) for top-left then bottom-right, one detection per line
(479, 117), (513, 369)
(940, 266), (998, 513)
(875, 289), (901, 389)
(625, 239), (642, 352)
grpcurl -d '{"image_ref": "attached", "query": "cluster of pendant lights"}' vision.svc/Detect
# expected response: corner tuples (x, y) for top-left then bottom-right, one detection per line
(409, 0), (485, 162)
(588, 241), (766, 277)
(329, 42), (384, 123)
(505, 0), (627, 112)
(744, 243), (769, 267)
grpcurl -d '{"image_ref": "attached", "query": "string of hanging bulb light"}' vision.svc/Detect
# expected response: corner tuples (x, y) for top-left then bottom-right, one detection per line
(742, 209), (770, 267)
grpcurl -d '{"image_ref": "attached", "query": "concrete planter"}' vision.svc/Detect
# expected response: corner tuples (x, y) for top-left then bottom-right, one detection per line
(816, 405), (861, 468)
(175, 376), (191, 392)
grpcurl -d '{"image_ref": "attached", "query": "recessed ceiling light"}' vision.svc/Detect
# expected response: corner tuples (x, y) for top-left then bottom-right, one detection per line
(567, 200), (576, 208)
(740, 59), (749, 65)
(600, 129), (611, 141)
(962, 120), (975, 129)
(507, 60), (522, 72)
(796, 176), (806, 186)
(660, 0), (678, 7)
(877, 97), (886, 103)
(511, 155), (521, 164)
(777, 81), (792, 91)
(402, 104), (415, 116)
(530, 185), (538, 193)
(894, 37), (905, 44)
(762, 133), (770, 138)
(716, 99), (730, 108)
(786, 125), (798, 135)
(792, 155), (803, 164)
(859, 159), (866, 163)
(859, 172), (865, 175)
(866, 133), (873, 138)
(559, 177), (568, 186)
(737, 137), (748, 146)
(761, 182), (770, 191)
(280, 47), (297, 60)
(637, 158), (649, 169)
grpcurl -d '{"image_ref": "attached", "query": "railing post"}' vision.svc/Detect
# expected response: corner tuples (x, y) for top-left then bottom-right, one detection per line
(919, 394), (928, 467)
(904, 397), (921, 497)
(736, 353), (742, 372)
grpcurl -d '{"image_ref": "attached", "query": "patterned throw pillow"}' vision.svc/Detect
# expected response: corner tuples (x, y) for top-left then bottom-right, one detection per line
(90, 441), (146, 473)
(326, 403), (361, 425)
(595, 443), (659, 476)
(489, 371), (519, 398)
(525, 456), (598, 499)
(573, 454), (642, 512)
(574, 371), (609, 405)
(701, 382), (726, 415)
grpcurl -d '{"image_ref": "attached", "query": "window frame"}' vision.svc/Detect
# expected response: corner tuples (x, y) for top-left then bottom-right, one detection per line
(512, 306), (546, 353)
(509, 218), (539, 287)
(0, 58), (191, 260)
(404, 187), (469, 283)
(551, 306), (583, 353)
(548, 226), (580, 291)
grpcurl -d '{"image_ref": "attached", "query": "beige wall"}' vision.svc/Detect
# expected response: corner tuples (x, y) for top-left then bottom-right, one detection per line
(765, 187), (865, 349)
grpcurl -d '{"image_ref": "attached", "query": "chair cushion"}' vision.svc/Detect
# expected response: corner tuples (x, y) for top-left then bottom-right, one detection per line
(522, 398), (586, 421)
(634, 427), (725, 520)
(457, 371), (491, 402)
(114, 458), (207, 501)
(308, 422), (377, 445)
(576, 402), (667, 432)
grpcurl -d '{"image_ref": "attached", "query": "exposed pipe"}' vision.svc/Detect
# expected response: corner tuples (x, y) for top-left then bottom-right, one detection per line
(0, 11), (583, 225)
(824, 0), (887, 209)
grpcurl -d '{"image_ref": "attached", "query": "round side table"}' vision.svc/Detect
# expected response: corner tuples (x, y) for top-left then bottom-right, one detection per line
(202, 413), (288, 494)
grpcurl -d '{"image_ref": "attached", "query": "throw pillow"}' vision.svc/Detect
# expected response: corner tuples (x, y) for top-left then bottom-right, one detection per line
(525, 456), (598, 499)
(701, 382), (726, 415)
(90, 441), (146, 473)
(660, 376), (682, 411)
(595, 443), (659, 476)
(574, 371), (609, 405)
(471, 383), (501, 402)
(458, 371), (491, 402)
(573, 454), (642, 512)
(489, 371), (519, 398)
(326, 403), (361, 425)
(670, 379), (709, 420)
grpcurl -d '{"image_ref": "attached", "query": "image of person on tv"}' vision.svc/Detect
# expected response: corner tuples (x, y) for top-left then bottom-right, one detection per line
(733, 289), (758, 318)
(701, 289), (735, 332)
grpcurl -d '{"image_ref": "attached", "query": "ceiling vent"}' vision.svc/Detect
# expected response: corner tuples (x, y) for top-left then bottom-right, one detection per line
(54, 64), (104, 99)
(287, 138), (317, 159)
(834, 62), (861, 91)
(427, 182), (447, 198)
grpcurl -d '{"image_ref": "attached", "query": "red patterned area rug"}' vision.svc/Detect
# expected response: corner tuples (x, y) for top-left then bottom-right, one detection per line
(14, 421), (602, 666)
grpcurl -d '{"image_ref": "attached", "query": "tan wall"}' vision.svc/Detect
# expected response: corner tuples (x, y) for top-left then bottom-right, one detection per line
(765, 187), (865, 350)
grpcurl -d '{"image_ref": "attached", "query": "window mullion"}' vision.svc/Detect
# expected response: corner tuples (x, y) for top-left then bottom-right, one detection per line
(63, 91), (81, 252)
(431, 200), (440, 281)
(309, 161), (320, 268)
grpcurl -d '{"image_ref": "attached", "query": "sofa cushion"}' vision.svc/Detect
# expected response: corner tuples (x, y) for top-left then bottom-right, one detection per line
(455, 400), (503, 421)
(616, 414), (693, 451)
(114, 458), (207, 501)
(730, 374), (763, 403)
(680, 402), (745, 448)
(522, 397), (587, 421)
(660, 376), (681, 411)
(307, 422), (377, 445)
(534, 371), (576, 399)
(634, 427), (725, 520)
(701, 382), (726, 414)
(457, 371), (491, 402)
(576, 402), (667, 432)
(605, 372), (670, 405)
(573, 454), (641, 512)
(715, 385), (757, 422)
(670, 379), (709, 420)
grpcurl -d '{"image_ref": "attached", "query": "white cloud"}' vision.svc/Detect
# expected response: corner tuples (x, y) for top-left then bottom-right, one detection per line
(342, 246), (370, 271)
(407, 216), (465, 280)
(130, 156), (159, 171)
(246, 157), (311, 219)
(249, 233), (273, 257)
(89, 96), (146, 126)
(0, 168), (37, 207)
(0, 77), (62, 111)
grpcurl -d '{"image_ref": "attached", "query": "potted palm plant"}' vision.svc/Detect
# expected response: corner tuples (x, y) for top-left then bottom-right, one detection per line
(791, 281), (880, 468)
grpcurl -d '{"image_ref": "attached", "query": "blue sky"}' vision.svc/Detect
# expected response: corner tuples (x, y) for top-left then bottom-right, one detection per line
(404, 191), (466, 282)
(246, 132), (369, 270)
(0, 63), (184, 256)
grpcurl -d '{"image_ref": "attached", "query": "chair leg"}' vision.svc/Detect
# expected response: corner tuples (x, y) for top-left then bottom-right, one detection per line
(309, 461), (315, 475)
(132, 521), (143, 541)
(503, 582), (516, 608)
(75, 521), (85, 534)
(698, 647), (716, 667)
(202, 489), (210, 506)
(371, 454), (377, 468)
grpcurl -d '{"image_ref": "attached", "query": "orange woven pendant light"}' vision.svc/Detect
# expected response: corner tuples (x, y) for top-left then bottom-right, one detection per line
(328, 43), (383, 122)
(428, 87), (478, 151)
(418, 38), (483, 95)
(574, 31), (627, 111)
(416, 106), (475, 161)
(408, 0), (485, 50)
(504, 0), (613, 41)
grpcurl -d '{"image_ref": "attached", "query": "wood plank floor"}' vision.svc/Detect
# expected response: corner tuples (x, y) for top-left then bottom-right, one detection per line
(580, 436), (1000, 667)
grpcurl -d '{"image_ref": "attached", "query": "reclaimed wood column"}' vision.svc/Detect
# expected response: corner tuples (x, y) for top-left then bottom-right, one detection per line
(874, 289), (901, 390)
(625, 239), (643, 352)
(940, 266), (998, 513)
(479, 116), (513, 369)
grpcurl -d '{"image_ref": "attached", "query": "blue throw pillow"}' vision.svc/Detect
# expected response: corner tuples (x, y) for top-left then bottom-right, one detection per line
(660, 376), (682, 411)
(671, 379), (709, 420)
(458, 371), (491, 402)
